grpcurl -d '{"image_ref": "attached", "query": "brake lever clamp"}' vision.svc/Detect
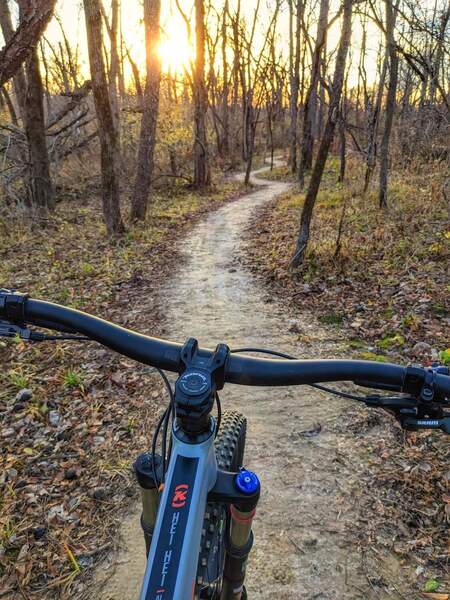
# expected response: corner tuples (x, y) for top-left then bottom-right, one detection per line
(403, 364), (449, 400)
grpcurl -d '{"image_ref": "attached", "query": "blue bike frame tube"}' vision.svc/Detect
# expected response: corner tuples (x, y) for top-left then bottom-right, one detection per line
(139, 420), (218, 600)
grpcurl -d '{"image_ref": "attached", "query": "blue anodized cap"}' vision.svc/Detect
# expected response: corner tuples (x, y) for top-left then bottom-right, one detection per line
(235, 468), (260, 495)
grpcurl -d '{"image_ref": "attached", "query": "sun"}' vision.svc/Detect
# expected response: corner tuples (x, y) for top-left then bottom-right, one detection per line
(159, 18), (193, 74)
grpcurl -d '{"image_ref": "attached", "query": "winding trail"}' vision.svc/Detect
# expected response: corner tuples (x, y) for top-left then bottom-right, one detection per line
(99, 163), (401, 599)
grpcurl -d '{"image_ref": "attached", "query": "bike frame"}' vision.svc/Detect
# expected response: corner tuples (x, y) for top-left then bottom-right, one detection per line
(139, 420), (218, 600)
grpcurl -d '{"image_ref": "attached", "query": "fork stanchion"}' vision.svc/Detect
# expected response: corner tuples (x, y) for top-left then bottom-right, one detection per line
(221, 469), (260, 600)
(134, 452), (163, 557)
(221, 508), (255, 599)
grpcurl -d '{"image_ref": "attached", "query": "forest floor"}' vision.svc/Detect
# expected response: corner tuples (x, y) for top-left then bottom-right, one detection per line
(0, 158), (448, 599)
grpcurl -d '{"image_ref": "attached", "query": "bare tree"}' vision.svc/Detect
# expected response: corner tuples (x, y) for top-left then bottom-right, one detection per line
(288, 0), (302, 173)
(0, 0), (54, 211)
(100, 0), (121, 136)
(193, 0), (210, 188)
(221, 0), (230, 156)
(23, 45), (54, 210)
(131, 0), (161, 222)
(298, 0), (330, 188)
(291, 0), (353, 268)
(83, 0), (124, 235)
(379, 0), (399, 208)
(363, 40), (388, 193)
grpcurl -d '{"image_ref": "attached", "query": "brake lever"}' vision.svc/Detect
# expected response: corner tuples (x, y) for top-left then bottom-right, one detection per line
(0, 319), (30, 339)
(364, 395), (418, 411)
(0, 319), (45, 341)
(363, 394), (450, 433)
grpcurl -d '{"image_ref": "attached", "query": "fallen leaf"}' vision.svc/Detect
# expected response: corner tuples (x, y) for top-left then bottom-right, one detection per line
(298, 423), (322, 437)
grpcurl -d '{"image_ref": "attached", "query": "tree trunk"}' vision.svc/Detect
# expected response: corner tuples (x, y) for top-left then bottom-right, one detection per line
(193, 0), (210, 189)
(379, 0), (399, 208)
(298, 0), (329, 188)
(131, 0), (161, 222)
(291, 0), (353, 269)
(0, 0), (56, 87)
(109, 0), (120, 136)
(338, 107), (346, 182)
(288, 0), (302, 173)
(221, 0), (230, 156)
(1, 85), (17, 124)
(1, 1), (53, 211)
(23, 46), (54, 210)
(126, 47), (143, 106)
(0, 1), (27, 120)
(429, 2), (450, 104)
(244, 116), (256, 185)
(363, 50), (387, 193)
(231, 0), (241, 162)
(83, 0), (124, 235)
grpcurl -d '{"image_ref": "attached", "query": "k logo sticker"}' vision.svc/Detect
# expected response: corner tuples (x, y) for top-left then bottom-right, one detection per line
(172, 484), (189, 508)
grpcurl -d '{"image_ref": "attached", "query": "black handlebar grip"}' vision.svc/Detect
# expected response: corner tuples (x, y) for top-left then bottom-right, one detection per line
(0, 289), (28, 322)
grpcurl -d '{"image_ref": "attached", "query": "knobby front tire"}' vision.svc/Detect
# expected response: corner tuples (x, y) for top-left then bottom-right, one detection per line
(195, 411), (247, 599)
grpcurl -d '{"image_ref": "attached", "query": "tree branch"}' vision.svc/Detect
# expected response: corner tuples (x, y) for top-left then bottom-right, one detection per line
(0, 0), (57, 86)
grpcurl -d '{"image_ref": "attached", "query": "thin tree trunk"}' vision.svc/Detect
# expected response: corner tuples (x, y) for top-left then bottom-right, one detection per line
(338, 110), (346, 182)
(363, 45), (387, 193)
(1, 85), (17, 124)
(109, 0), (120, 136)
(231, 0), (241, 163)
(131, 0), (161, 222)
(118, 1), (126, 98)
(288, 0), (302, 173)
(291, 0), (353, 269)
(221, 0), (230, 156)
(379, 0), (399, 208)
(83, 0), (124, 235)
(23, 46), (54, 210)
(0, 0), (27, 120)
(298, 0), (329, 188)
(429, 2), (449, 104)
(193, 0), (210, 189)
(126, 47), (143, 106)
(244, 116), (257, 185)
(1, 1), (53, 211)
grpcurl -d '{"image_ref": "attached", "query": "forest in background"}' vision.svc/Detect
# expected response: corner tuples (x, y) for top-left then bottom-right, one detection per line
(0, 0), (449, 598)
(0, 0), (447, 237)
(0, 0), (448, 340)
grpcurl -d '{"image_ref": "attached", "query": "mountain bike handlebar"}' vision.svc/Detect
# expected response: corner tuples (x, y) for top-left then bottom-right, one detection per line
(1, 292), (450, 398)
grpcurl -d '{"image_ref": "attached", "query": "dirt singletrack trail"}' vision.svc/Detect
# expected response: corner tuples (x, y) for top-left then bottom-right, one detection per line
(98, 162), (408, 599)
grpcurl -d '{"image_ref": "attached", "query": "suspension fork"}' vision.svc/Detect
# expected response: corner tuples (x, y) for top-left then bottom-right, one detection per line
(221, 503), (257, 600)
(208, 469), (260, 600)
(134, 452), (163, 556)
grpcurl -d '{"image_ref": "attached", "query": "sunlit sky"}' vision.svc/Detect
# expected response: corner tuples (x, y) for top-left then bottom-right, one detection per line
(15, 0), (383, 88)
